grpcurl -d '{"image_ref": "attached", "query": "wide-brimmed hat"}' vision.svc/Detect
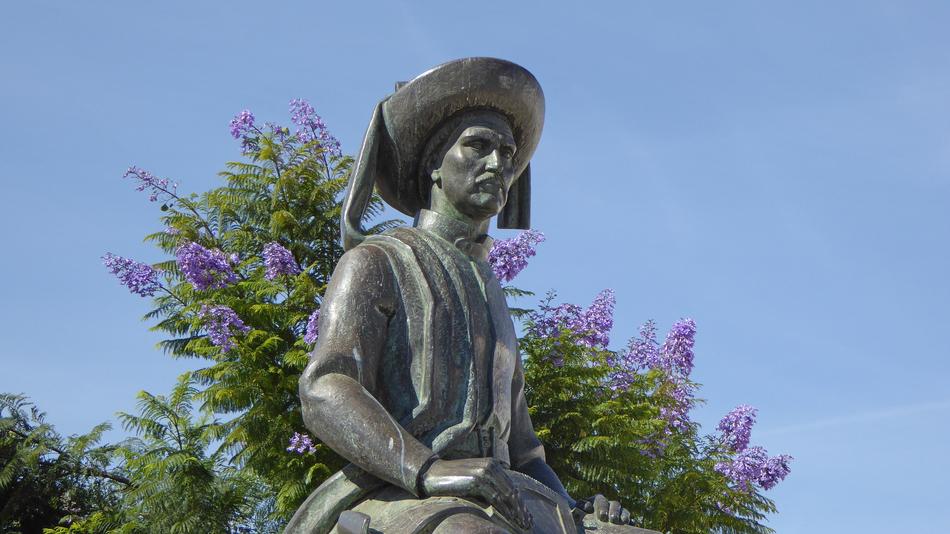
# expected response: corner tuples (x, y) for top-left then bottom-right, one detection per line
(342, 57), (545, 250)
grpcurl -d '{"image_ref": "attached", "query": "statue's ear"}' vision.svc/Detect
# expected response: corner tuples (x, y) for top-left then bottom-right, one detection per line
(341, 102), (385, 251)
(497, 164), (531, 230)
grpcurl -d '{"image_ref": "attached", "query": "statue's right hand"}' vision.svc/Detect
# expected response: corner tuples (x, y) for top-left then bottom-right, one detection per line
(421, 457), (533, 531)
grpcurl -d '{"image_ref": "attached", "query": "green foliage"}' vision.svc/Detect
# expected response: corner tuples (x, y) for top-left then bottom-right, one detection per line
(90, 102), (788, 532)
(519, 326), (778, 533)
(0, 394), (125, 534)
(6, 377), (280, 534)
(130, 125), (397, 519)
(104, 374), (277, 534)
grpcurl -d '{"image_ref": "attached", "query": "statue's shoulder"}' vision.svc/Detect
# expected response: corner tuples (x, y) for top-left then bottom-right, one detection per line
(364, 227), (432, 250)
(338, 228), (425, 276)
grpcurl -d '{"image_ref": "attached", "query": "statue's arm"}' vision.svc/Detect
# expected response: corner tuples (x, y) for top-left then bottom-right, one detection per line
(507, 354), (576, 507)
(298, 245), (437, 496)
(509, 354), (631, 524)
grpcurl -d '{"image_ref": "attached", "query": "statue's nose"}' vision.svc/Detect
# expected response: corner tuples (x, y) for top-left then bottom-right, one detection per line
(485, 149), (502, 172)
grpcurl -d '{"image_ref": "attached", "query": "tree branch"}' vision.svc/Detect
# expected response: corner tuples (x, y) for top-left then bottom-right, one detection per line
(6, 427), (132, 486)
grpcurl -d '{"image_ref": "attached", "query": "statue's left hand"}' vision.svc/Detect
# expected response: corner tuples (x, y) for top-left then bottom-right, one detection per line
(578, 494), (631, 525)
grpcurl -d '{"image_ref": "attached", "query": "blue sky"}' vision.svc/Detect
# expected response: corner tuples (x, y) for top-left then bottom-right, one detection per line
(2, 1), (949, 531)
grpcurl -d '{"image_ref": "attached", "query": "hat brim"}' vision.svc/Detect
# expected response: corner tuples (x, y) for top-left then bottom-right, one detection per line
(375, 57), (545, 217)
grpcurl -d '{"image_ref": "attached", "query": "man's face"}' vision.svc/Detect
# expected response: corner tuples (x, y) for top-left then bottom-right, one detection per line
(432, 112), (517, 222)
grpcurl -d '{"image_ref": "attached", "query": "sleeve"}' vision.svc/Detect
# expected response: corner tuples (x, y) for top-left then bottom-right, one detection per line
(302, 245), (393, 395)
(507, 353), (546, 470)
(298, 244), (438, 495)
(507, 351), (575, 505)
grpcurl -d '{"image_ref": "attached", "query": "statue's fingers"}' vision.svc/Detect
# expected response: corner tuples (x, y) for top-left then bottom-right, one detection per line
(620, 508), (631, 525)
(608, 500), (621, 523)
(510, 494), (532, 530)
(520, 505), (534, 530)
(582, 499), (594, 513)
(594, 494), (609, 522)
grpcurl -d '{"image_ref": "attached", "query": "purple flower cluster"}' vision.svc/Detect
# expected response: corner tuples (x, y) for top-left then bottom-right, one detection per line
(176, 242), (238, 291)
(287, 431), (317, 454)
(611, 319), (698, 433)
(289, 98), (342, 157)
(715, 446), (768, 490)
(229, 109), (256, 139)
(621, 318), (697, 377)
(660, 380), (695, 431)
(265, 121), (289, 142)
(661, 318), (697, 376)
(304, 309), (320, 345)
(715, 446), (793, 491)
(488, 230), (545, 282)
(102, 253), (162, 297)
(123, 165), (178, 203)
(713, 404), (791, 490)
(717, 404), (758, 452)
(612, 321), (659, 389)
(528, 289), (615, 349)
(759, 453), (794, 490)
(262, 242), (301, 280)
(200, 304), (250, 352)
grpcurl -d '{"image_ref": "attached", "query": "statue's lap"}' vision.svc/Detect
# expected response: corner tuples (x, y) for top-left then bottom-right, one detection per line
(331, 470), (656, 534)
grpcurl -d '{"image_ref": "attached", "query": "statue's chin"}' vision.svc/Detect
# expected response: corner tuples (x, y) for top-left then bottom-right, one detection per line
(465, 192), (506, 219)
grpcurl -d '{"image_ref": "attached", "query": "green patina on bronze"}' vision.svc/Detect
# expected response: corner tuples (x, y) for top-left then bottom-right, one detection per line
(287, 58), (657, 534)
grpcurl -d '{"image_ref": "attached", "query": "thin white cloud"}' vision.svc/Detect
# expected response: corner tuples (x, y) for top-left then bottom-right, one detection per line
(757, 399), (950, 437)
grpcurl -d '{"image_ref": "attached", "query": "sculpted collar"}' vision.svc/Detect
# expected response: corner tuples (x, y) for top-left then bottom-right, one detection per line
(415, 209), (494, 262)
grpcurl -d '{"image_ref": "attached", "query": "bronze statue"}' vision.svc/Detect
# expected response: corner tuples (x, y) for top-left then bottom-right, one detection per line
(287, 58), (656, 534)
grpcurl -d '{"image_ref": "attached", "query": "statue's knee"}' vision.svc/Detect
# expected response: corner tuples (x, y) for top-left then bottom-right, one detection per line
(432, 513), (512, 534)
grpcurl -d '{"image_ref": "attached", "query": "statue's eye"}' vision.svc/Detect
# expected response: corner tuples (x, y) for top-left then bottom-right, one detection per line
(500, 146), (515, 159)
(465, 139), (488, 152)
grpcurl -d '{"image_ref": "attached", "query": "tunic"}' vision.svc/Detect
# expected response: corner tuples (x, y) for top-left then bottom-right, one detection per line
(287, 210), (546, 533)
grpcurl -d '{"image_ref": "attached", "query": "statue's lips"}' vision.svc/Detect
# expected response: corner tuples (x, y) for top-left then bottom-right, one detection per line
(475, 174), (504, 194)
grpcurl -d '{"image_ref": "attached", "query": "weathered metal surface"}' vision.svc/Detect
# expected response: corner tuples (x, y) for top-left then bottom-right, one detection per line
(287, 58), (654, 534)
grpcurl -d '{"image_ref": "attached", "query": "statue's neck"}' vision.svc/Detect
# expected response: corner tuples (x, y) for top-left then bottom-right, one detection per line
(414, 209), (493, 261)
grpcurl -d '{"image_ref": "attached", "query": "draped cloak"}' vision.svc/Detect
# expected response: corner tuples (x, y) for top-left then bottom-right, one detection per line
(287, 223), (545, 534)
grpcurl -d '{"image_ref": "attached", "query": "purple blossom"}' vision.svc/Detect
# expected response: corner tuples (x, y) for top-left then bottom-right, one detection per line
(304, 309), (320, 345)
(716, 502), (735, 516)
(286, 431), (317, 454)
(715, 445), (769, 490)
(620, 318), (696, 378)
(265, 122), (289, 142)
(715, 446), (793, 491)
(289, 98), (342, 157)
(584, 289), (615, 348)
(123, 165), (178, 203)
(262, 242), (300, 280)
(611, 320), (699, 429)
(102, 253), (162, 297)
(229, 109), (255, 139)
(625, 321), (660, 371)
(529, 298), (583, 340)
(175, 242), (238, 291)
(717, 404), (758, 452)
(611, 321), (660, 389)
(661, 318), (697, 377)
(759, 454), (793, 490)
(200, 304), (250, 352)
(659, 378), (694, 431)
(488, 230), (545, 282)
(527, 289), (615, 349)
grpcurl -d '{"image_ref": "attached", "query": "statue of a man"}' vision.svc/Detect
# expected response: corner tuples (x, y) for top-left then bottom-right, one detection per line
(287, 58), (646, 534)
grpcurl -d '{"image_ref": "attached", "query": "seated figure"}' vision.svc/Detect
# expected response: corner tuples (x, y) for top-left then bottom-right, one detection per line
(286, 58), (656, 534)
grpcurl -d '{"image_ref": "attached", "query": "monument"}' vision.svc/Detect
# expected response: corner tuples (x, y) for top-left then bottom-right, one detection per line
(286, 58), (659, 534)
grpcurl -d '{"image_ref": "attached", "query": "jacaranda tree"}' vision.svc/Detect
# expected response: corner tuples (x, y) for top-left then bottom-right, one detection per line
(89, 100), (792, 532)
